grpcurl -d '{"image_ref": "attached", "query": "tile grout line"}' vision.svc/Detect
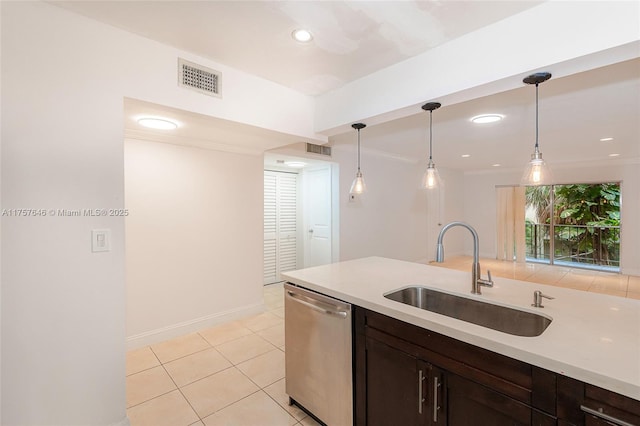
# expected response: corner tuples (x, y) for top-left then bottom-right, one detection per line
(261, 385), (308, 424)
(155, 351), (202, 424)
(149, 337), (214, 365)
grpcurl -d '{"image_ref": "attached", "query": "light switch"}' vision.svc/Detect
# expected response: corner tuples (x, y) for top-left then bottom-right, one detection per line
(92, 229), (111, 252)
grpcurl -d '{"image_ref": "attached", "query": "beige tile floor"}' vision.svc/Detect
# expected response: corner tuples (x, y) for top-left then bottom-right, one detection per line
(126, 282), (321, 426)
(126, 259), (639, 425)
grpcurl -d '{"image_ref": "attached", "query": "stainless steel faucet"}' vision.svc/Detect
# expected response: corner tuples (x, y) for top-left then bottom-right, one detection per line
(435, 221), (494, 295)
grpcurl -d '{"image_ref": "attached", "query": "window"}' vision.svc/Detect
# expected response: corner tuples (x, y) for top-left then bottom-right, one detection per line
(525, 183), (621, 272)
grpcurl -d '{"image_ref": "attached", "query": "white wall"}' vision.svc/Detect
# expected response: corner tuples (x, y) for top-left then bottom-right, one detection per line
(125, 139), (263, 348)
(462, 162), (640, 275)
(334, 148), (429, 262)
(1, 2), (318, 425)
(2, 4), (127, 424)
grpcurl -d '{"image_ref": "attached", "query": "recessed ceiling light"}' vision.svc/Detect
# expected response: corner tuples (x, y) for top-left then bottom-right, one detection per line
(137, 117), (178, 130)
(600, 137), (614, 142)
(292, 29), (313, 43)
(471, 114), (504, 124)
(285, 161), (307, 168)
(608, 153), (620, 157)
(492, 163), (501, 167)
(461, 154), (471, 158)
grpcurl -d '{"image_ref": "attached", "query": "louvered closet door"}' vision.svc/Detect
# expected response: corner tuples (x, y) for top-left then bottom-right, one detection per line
(263, 171), (298, 284)
(277, 173), (297, 275)
(264, 173), (278, 284)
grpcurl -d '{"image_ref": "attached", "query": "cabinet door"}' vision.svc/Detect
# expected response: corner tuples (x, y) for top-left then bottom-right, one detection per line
(364, 337), (427, 426)
(445, 373), (539, 426)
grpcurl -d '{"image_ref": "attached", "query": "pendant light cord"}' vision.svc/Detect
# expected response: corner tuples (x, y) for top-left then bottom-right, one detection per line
(535, 82), (539, 151)
(357, 129), (361, 172)
(429, 110), (433, 161)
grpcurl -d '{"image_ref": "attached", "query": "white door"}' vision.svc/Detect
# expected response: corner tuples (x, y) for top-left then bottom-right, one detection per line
(304, 167), (332, 267)
(263, 171), (298, 284)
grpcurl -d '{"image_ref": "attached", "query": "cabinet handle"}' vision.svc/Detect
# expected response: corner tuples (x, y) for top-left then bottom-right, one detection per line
(433, 376), (441, 422)
(580, 405), (635, 426)
(417, 369), (425, 414)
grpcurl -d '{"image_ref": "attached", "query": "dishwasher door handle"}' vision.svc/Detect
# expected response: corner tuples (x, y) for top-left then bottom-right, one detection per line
(286, 290), (348, 318)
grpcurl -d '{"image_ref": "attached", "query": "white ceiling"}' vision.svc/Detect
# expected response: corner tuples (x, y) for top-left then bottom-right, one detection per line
(51, 0), (540, 96)
(53, 1), (640, 172)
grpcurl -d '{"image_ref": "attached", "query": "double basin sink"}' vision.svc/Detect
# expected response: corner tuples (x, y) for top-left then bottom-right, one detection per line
(384, 286), (551, 337)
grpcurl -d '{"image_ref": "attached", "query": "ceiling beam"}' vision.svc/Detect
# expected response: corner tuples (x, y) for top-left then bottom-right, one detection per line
(314, 1), (640, 136)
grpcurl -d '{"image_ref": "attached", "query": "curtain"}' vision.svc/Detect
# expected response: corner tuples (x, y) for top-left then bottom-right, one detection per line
(496, 186), (526, 262)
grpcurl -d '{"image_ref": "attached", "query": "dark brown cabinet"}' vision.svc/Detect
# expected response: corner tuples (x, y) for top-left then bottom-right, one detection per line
(558, 375), (640, 426)
(359, 331), (545, 426)
(364, 337), (425, 426)
(354, 306), (639, 426)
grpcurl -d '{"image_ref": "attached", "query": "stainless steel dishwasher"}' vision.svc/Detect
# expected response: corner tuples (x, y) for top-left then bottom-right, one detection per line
(284, 283), (353, 426)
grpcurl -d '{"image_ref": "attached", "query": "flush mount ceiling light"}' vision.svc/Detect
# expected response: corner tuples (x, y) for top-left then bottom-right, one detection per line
(349, 123), (367, 195)
(137, 117), (178, 130)
(421, 102), (442, 190)
(600, 137), (614, 142)
(608, 153), (620, 157)
(292, 29), (313, 43)
(461, 154), (471, 158)
(471, 114), (504, 124)
(285, 161), (307, 168)
(521, 72), (553, 186)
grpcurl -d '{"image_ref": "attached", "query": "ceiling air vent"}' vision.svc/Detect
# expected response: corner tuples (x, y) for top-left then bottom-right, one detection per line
(306, 143), (331, 156)
(178, 58), (221, 98)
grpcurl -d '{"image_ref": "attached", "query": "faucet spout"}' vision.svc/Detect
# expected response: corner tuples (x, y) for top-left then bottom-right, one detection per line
(435, 221), (493, 295)
(435, 243), (444, 262)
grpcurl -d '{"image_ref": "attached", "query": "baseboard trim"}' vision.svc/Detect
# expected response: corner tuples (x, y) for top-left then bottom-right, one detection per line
(126, 302), (265, 350)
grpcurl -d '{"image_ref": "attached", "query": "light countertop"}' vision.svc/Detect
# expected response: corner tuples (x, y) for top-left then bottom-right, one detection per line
(282, 256), (640, 400)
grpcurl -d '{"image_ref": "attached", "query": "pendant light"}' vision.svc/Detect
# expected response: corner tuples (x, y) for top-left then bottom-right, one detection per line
(522, 72), (553, 186)
(421, 102), (442, 189)
(350, 123), (367, 195)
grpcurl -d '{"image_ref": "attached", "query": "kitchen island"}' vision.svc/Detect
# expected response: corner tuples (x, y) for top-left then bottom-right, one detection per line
(282, 256), (640, 425)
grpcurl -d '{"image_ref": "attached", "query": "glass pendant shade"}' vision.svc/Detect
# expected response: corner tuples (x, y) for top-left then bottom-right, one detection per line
(350, 171), (366, 195)
(350, 123), (367, 195)
(521, 149), (552, 186)
(422, 161), (441, 189)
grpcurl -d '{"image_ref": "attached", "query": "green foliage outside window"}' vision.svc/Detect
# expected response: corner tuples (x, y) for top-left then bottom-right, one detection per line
(525, 183), (620, 268)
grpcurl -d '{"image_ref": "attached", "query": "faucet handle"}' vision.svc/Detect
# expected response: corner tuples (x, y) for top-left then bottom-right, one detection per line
(477, 269), (494, 288)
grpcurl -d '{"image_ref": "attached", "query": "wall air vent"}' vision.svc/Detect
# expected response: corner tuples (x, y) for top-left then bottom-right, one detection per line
(306, 143), (331, 156)
(178, 58), (221, 98)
